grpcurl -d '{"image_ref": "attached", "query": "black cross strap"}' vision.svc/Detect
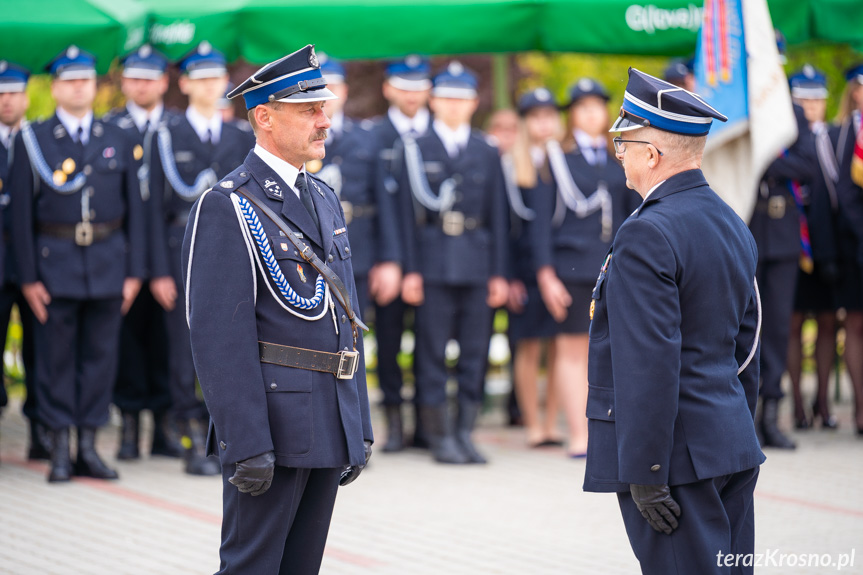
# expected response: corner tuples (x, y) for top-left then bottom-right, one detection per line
(235, 187), (368, 348)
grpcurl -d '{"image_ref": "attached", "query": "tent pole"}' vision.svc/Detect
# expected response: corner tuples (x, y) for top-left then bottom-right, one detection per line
(492, 54), (511, 110)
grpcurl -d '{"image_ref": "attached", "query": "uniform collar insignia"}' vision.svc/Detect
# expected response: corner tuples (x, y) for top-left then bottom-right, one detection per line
(263, 177), (283, 199)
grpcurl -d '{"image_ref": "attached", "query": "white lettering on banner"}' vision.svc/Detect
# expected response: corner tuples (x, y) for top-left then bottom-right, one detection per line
(124, 27), (145, 51)
(149, 21), (196, 46)
(625, 4), (703, 34)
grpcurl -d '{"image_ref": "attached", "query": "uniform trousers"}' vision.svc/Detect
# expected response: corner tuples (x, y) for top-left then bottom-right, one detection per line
(217, 465), (341, 575)
(756, 259), (799, 399)
(34, 297), (123, 429)
(414, 284), (493, 406)
(113, 285), (172, 413)
(376, 298), (407, 406)
(0, 285), (36, 417)
(617, 466), (759, 575)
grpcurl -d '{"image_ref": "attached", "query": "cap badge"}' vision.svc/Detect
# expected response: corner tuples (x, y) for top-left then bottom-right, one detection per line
(68, 45), (80, 59)
(309, 47), (319, 68)
(406, 55), (421, 69)
(803, 64), (815, 79)
(448, 61), (464, 76)
(140, 44), (152, 58)
(0, 62), (6, 73)
(536, 88), (551, 101)
(578, 78), (594, 91)
(199, 41), (212, 56)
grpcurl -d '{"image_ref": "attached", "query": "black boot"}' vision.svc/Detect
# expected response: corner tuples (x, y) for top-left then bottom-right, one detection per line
(75, 427), (119, 479)
(48, 427), (73, 483)
(180, 418), (220, 476)
(411, 403), (430, 449)
(382, 405), (404, 453)
(150, 412), (183, 458)
(28, 419), (52, 461)
(419, 405), (469, 464)
(455, 402), (487, 464)
(116, 411), (140, 461)
(759, 398), (796, 449)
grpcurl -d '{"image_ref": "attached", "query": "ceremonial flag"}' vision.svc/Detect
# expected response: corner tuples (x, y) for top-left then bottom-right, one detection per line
(695, 0), (797, 222)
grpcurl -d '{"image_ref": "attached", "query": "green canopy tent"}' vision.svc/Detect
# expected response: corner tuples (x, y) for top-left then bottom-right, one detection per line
(0, 0), (147, 73)
(142, 0), (861, 65)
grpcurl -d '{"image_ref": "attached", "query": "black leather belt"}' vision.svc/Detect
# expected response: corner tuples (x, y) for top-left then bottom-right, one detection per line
(434, 211), (483, 236)
(38, 218), (123, 246)
(259, 341), (360, 380)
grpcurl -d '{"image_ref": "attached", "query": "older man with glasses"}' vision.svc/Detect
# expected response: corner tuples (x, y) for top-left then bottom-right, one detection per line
(583, 68), (765, 575)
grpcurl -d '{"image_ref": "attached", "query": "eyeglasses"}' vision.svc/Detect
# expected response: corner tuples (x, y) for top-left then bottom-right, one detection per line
(613, 137), (663, 156)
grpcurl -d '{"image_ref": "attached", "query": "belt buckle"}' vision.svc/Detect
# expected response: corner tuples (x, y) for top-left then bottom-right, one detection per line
(341, 201), (353, 225)
(768, 196), (786, 219)
(442, 211), (465, 236)
(337, 350), (360, 379)
(75, 221), (94, 246)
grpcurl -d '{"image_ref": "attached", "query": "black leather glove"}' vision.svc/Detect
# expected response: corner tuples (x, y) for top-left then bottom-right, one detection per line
(630, 483), (681, 535)
(229, 451), (276, 496)
(339, 440), (372, 487)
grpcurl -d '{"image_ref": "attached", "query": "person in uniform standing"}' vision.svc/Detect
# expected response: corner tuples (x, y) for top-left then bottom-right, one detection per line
(369, 56), (433, 452)
(533, 79), (640, 457)
(749, 103), (817, 449)
(183, 44), (372, 574)
(10, 47), (146, 482)
(311, 54), (402, 316)
(148, 42), (255, 476)
(399, 62), (509, 464)
(105, 45), (182, 460)
(584, 68), (765, 574)
(506, 88), (563, 447)
(0, 60), (51, 462)
(785, 66), (841, 430)
(835, 63), (863, 435)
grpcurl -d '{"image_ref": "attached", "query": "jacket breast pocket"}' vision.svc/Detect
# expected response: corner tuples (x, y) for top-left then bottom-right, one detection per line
(586, 385), (615, 421)
(333, 235), (352, 260)
(262, 364), (314, 457)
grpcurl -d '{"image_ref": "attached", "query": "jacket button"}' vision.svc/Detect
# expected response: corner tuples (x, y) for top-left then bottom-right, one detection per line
(220, 441), (226, 450)
(83, 165), (92, 175)
(270, 382), (277, 390)
(328, 254), (334, 262)
(607, 408), (612, 417)
(650, 464), (661, 472)
(41, 247), (50, 258)
(344, 247), (350, 254)
(240, 172), (247, 177)
(341, 314), (347, 324)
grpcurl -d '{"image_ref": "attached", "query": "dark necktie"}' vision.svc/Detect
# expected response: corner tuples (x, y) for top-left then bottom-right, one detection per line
(593, 146), (605, 167)
(142, 119), (150, 135)
(295, 173), (319, 229)
(76, 126), (85, 147)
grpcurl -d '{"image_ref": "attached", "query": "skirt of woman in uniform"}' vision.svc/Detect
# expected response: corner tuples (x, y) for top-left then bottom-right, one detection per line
(509, 232), (557, 341)
(794, 266), (836, 312)
(834, 229), (863, 312)
(545, 282), (595, 335)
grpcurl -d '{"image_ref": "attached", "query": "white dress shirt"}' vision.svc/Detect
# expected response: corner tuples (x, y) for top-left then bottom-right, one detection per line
(56, 106), (93, 145)
(643, 179), (667, 201)
(432, 120), (471, 159)
(0, 123), (14, 150)
(388, 106), (430, 138)
(254, 144), (305, 200)
(574, 129), (608, 166)
(186, 106), (222, 144)
(127, 101), (164, 133)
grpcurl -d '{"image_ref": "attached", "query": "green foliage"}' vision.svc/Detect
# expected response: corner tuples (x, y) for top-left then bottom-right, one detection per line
(25, 73), (124, 122)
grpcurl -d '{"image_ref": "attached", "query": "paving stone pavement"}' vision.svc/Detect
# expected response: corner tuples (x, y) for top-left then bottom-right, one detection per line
(1, 377), (862, 575)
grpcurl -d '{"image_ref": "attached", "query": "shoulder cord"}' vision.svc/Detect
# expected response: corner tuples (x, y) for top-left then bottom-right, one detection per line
(813, 126), (840, 211)
(20, 122), (86, 195)
(317, 163), (343, 198)
(546, 140), (612, 241)
(156, 126), (218, 201)
(500, 153), (536, 221)
(403, 136), (457, 213)
(737, 278), (762, 376)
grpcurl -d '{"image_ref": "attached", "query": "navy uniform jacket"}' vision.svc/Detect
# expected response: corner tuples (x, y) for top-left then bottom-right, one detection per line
(149, 114), (255, 282)
(806, 125), (839, 267)
(835, 116), (863, 260)
(584, 169), (765, 493)
(182, 150), (373, 469)
(318, 117), (401, 275)
(399, 129), (509, 284)
(531, 145), (640, 283)
(749, 106), (817, 262)
(1, 135), (10, 285)
(9, 115), (146, 299)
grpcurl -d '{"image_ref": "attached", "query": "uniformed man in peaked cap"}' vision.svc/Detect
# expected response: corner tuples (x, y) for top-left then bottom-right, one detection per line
(584, 68), (765, 574)
(182, 44), (372, 574)
(104, 44), (182, 462)
(148, 41), (255, 476)
(0, 59), (50, 463)
(10, 46), (146, 483)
